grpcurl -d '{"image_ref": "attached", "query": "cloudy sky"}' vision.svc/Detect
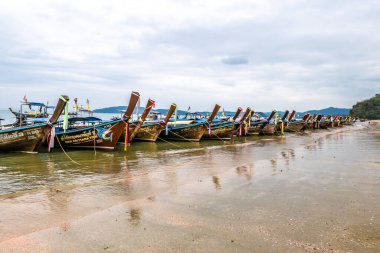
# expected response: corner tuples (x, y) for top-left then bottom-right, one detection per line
(1, 0), (379, 112)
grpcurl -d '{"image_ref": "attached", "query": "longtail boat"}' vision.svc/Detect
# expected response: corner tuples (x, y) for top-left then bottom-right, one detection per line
(337, 116), (344, 127)
(332, 116), (339, 127)
(54, 92), (139, 150)
(247, 110), (277, 135)
(276, 110), (290, 132)
(9, 102), (50, 120)
(327, 115), (334, 128)
(313, 114), (323, 129)
(319, 115), (332, 129)
(119, 98), (156, 143)
(0, 96), (69, 152)
(302, 114), (317, 130)
(132, 104), (177, 142)
(159, 104), (220, 142)
(284, 112), (308, 133)
(342, 116), (354, 125)
(202, 107), (242, 140)
(234, 107), (253, 136)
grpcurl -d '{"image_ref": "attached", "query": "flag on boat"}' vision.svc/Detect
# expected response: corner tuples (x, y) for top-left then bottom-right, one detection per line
(74, 98), (79, 112)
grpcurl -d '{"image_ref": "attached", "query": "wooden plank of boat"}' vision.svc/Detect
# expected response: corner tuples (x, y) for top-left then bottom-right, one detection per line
(247, 110), (277, 135)
(202, 121), (234, 140)
(249, 122), (277, 135)
(234, 107), (253, 136)
(0, 124), (50, 152)
(284, 121), (306, 132)
(55, 92), (139, 150)
(276, 110), (290, 131)
(313, 115), (323, 129)
(341, 116), (352, 125)
(202, 107), (242, 140)
(124, 99), (155, 142)
(159, 121), (207, 141)
(283, 110), (296, 130)
(319, 115), (331, 129)
(302, 114), (317, 130)
(284, 113), (308, 133)
(160, 104), (220, 142)
(133, 103), (177, 142)
(0, 95), (69, 153)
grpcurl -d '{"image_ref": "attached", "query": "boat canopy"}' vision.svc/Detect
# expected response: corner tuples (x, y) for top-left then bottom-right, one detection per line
(22, 102), (46, 107)
(26, 118), (63, 123)
(68, 117), (102, 123)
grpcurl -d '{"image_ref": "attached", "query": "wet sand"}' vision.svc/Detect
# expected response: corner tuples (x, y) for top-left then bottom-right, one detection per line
(0, 122), (379, 252)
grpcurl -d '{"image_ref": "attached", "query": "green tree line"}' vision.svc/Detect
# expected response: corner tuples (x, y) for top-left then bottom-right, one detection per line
(350, 94), (380, 119)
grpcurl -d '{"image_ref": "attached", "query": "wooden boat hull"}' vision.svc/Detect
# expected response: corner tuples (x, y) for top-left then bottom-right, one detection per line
(127, 122), (142, 142)
(159, 123), (207, 141)
(134, 123), (164, 142)
(234, 123), (248, 136)
(284, 122), (305, 132)
(248, 123), (277, 135)
(202, 122), (235, 140)
(118, 121), (142, 143)
(313, 122), (321, 129)
(303, 122), (312, 130)
(319, 121), (330, 129)
(0, 124), (49, 152)
(333, 121), (340, 127)
(118, 122), (165, 142)
(55, 120), (124, 150)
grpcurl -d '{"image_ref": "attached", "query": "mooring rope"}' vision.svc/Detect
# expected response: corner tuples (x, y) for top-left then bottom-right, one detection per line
(55, 136), (81, 165)
(93, 124), (97, 156)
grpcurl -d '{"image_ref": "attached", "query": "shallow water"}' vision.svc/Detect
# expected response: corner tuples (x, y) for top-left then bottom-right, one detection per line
(0, 122), (379, 252)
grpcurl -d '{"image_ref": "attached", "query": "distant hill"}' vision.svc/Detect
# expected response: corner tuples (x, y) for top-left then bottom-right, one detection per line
(302, 107), (350, 116)
(350, 94), (380, 119)
(94, 106), (350, 117)
(93, 106), (239, 116)
(260, 108), (350, 117)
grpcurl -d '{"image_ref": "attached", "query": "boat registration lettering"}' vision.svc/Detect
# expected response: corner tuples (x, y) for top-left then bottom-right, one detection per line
(61, 130), (97, 144)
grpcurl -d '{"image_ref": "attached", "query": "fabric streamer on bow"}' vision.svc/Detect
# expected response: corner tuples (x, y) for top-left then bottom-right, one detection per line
(173, 107), (177, 127)
(239, 124), (242, 136)
(281, 121), (284, 135)
(124, 121), (129, 151)
(208, 122), (212, 136)
(60, 95), (69, 132)
(47, 127), (55, 152)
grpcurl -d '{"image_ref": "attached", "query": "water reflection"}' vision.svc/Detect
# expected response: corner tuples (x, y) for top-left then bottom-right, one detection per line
(212, 176), (221, 190)
(236, 164), (253, 181)
(270, 159), (277, 170)
(128, 208), (141, 226)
